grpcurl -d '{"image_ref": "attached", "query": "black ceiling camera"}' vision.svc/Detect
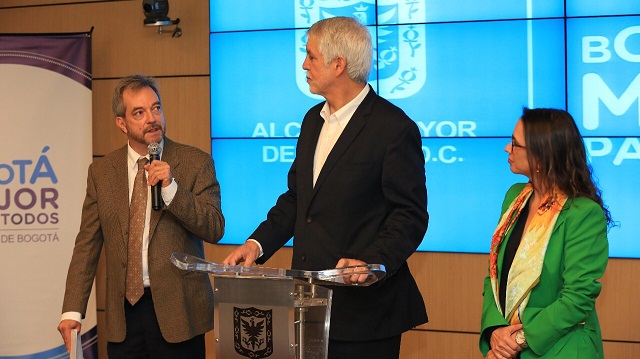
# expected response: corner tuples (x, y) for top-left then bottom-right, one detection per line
(142, 0), (170, 26)
(142, 0), (181, 37)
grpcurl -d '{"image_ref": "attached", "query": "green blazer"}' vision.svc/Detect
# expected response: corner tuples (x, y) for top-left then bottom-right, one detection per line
(480, 183), (608, 358)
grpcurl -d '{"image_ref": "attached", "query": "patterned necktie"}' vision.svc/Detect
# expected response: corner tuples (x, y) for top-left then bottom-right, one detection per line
(126, 157), (148, 305)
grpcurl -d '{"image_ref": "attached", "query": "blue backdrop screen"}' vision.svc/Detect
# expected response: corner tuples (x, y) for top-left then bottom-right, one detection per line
(210, 1), (640, 258)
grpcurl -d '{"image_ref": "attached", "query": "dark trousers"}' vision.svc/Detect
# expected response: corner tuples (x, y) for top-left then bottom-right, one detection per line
(107, 289), (205, 359)
(328, 334), (402, 359)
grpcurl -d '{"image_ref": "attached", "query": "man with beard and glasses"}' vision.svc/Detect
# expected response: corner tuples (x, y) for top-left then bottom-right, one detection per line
(57, 75), (225, 358)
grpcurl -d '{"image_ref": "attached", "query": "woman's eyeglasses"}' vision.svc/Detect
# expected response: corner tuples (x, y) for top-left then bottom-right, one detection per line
(511, 136), (526, 152)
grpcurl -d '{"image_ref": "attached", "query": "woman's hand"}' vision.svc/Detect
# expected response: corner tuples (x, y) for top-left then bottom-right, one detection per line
(489, 323), (524, 358)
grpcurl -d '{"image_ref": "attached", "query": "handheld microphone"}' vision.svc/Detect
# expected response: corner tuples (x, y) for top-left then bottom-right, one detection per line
(148, 142), (163, 210)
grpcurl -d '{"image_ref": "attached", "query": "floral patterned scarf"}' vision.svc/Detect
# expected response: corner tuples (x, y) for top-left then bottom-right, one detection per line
(489, 183), (567, 324)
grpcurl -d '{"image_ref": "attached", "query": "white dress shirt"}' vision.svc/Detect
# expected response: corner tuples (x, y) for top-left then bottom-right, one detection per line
(313, 84), (369, 186)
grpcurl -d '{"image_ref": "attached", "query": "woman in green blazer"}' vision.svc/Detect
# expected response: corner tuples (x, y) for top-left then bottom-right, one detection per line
(479, 108), (612, 359)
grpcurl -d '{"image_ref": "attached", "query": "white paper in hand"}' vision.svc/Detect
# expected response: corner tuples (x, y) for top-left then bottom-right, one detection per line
(70, 329), (84, 359)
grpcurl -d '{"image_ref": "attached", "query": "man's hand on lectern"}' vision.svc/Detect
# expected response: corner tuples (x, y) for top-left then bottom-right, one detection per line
(222, 240), (261, 267)
(336, 258), (370, 285)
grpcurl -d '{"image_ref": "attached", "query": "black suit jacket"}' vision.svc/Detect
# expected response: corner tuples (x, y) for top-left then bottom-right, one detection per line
(252, 86), (428, 341)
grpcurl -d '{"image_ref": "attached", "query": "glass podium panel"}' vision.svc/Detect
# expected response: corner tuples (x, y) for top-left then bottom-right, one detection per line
(171, 252), (386, 286)
(214, 276), (331, 359)
(171, 252), (386, 359)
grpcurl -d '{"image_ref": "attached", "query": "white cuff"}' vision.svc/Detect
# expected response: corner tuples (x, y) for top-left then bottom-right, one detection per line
(60, 311), (82, 323)
(161, 178), (178, 205)
(246, 239), (264, 258)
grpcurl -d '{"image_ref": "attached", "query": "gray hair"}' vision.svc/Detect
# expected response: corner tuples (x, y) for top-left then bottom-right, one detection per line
(111, 74), (161, 118)
(308, 16), (372, 83)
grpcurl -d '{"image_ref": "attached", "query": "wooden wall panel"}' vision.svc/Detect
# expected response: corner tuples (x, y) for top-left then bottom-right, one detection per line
(597, 258), (640, 342)
(0, 0), (209, 78)
(401, 330), (484, 358)
(408, 252), (486, 332)
(0, 0), (105, 8)
(603, 341), (640, 358)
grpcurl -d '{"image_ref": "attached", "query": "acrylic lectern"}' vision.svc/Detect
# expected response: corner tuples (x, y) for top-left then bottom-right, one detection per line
(171, 252), (386, 359)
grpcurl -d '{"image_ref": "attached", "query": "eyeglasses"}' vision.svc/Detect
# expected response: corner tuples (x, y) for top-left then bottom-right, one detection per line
(510, 136), (526, 152)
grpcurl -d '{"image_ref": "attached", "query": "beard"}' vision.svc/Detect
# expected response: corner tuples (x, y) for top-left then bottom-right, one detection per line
(128, 123), (165, 146)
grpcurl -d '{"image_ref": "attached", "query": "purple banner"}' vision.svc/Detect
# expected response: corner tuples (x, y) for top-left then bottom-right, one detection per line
(0, 30), (92, 89)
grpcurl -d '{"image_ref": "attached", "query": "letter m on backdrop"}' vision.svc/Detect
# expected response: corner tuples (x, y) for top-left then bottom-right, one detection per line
(583, 72), (640, 130)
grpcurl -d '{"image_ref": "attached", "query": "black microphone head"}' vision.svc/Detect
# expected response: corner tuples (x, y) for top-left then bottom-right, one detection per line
(148, 142), (162, 156)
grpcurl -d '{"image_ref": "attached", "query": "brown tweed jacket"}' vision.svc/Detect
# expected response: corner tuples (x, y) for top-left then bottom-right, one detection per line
(61, 137), (224, 343)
